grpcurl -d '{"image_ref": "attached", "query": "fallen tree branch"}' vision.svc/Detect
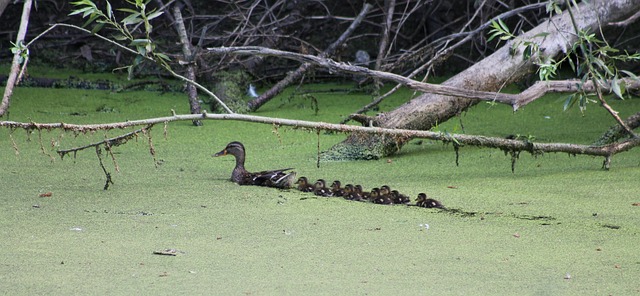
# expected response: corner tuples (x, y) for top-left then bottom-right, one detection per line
(3, 112), (638, 170)
(205, 46), (640, 111)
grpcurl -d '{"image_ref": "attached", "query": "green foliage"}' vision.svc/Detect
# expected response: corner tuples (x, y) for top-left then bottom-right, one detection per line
(9, 40), (29, 64)
(487, 1), (640, 114)
(69, 0), (168, 79)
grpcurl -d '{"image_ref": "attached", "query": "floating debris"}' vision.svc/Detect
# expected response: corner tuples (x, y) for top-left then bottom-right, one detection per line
(153, 249), (183, 256)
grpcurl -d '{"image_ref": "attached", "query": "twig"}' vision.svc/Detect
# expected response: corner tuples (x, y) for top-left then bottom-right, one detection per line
(594, 83), (638, 139)
(95, 146), (114, 190)
(608, 10), (640, 26)
(57, 126), (152, 159)
(246, 3), (373, 112)
(25, 23), (234, 114)
(372, 0), (395, 90)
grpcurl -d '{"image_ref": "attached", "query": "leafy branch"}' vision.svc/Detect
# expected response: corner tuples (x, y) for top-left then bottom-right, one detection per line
(67, 0), (234, 114)
(487, 1), (640, 140)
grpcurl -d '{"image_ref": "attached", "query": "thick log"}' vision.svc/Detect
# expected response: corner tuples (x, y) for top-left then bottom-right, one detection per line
(324, 0), (640, 160)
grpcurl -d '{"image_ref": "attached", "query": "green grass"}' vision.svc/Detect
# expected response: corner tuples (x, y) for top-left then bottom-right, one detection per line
(1, 82), (639, 295)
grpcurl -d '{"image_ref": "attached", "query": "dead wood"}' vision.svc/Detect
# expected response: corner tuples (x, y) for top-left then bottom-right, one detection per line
(206, 46), (640, 111)
(1, 0), (32, 117)
(172, 4), (202, 126)
(246, 3), (373, 112)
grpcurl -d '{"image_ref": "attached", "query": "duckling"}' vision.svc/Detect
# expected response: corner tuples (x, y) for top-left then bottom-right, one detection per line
(368, 188), (380, 202)
(330, 180), (346, 197)
(346, 185), (365, 201)
(213, 141), (296, 188)
(342, 184), (354, 199)
(295, 177), (315, 192)
(313, 179), (332, 197)
(390, 190), (411, 204)
(379, 185), (392, 197)
(415, 193), (444, 209)
(369, 186), (392, 204)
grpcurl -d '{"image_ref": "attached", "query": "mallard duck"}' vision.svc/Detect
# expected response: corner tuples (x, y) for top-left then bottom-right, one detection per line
(390, 190), (411, 204)
(313, 179), (332, 197)
(295, 177), (315, 192)
(330, 180), (346, 197)
(415, 193), (444, 209)
(213, 141), (296, 189)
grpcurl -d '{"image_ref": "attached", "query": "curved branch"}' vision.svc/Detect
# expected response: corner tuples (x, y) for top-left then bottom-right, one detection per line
(27, 23), (234, 114)
(205, 46), (640, 111)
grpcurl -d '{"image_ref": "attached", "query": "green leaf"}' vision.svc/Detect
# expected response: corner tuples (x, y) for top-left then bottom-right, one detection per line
(117, 8), (139, 14)
(154, 52), (170, 61)
(620, 70), (639, 80)
(611, 77), (625, 99)
(146, 10), (163, 21)
(82, 13), (100, 28)
(112, 34), (129, 41)
(106, 1), (113, 19)
(91, 22), (105, 33)
(523, 45), (532, 60)
(563, 94), (576, 111)
(69, 6), (94, 16)
(130, 39), (151, 46)
(497, 18), (510, 33)
(122, 13), (143, 25)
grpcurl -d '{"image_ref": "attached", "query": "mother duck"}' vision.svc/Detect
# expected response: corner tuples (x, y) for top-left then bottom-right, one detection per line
(213, 141), (296, 189)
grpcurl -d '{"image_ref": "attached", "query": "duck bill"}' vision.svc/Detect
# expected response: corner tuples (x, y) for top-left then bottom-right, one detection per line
(213, 149), (227, 157)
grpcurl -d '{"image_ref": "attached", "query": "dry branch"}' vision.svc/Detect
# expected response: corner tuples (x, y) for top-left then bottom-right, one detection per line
(246, 3), (373, 112)
(3, 112), (638, 170)
(0, 0), (32, 117)
(205, 46), (640, 111)
(172, 4), (202, 126)
(23, 23), (234, 114)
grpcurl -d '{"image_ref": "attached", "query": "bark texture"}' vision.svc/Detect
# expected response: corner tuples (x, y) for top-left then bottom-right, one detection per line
(321, 0), (640, 160)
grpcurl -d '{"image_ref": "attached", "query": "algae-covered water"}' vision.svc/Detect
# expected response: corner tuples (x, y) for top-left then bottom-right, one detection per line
(1, 79), (639, 295)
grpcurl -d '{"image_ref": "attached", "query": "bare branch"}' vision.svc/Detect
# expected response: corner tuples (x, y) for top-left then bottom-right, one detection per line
(246, 3), (373, 112)
(1, 0), (33, 117)
(172, 3), (203, 126)
(26, 23), (234, 114)
(206, 46), (640, 111)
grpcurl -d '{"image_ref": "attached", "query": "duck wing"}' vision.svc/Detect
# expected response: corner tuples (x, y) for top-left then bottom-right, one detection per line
(248, 168), (296, 189)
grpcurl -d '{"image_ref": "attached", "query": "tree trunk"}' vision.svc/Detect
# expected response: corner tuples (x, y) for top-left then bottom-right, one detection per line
(321, 0), (640, 161)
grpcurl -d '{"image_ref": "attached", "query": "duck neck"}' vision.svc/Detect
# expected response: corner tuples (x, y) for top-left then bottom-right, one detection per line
(231, 151), (248, 183)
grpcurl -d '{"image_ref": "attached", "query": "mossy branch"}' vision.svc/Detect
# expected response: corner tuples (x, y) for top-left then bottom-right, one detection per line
(2, 112), (639, 170)
(56, 125), (154, 190)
